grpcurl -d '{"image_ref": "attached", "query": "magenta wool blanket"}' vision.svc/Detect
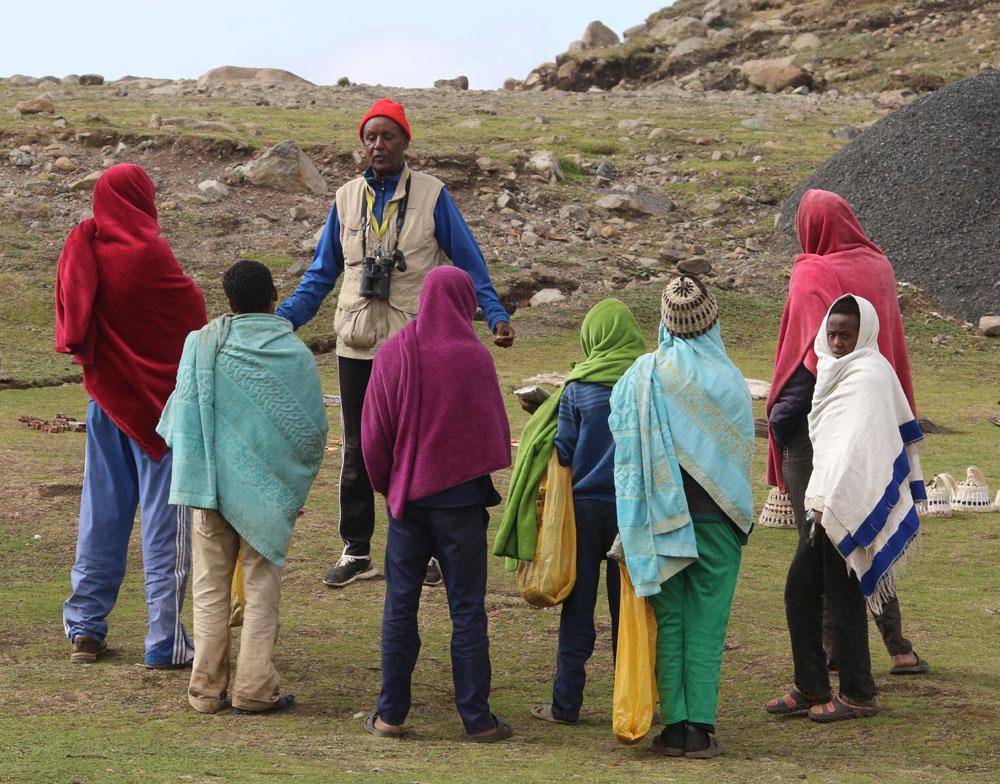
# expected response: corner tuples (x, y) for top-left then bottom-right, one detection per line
(362, 266), (511, 519)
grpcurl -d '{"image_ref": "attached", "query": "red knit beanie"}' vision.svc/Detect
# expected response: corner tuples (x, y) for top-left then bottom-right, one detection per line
(359, 98), (411, 140)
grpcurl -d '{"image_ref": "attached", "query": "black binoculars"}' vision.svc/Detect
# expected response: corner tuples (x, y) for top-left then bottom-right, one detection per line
(360, 249), (407, 300)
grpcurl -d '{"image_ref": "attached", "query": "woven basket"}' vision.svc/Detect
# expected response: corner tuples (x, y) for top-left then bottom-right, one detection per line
(920, 474), (954, 518)
(952, 466), (995, 512)
(759, 487), (796, 529)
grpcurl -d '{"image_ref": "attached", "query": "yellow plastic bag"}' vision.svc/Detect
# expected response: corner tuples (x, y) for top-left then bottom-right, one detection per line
(612, 563), (659, 744)
(229, 550), (245, 628)
(516, 451), (577, 607)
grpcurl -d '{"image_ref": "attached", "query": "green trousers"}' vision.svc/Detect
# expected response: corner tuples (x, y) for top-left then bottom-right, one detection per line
(648, 515), (743, 726)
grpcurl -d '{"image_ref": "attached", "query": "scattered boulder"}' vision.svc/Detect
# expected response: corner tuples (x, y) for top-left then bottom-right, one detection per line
(790, 33), (822, 51)
(78, 74), (105, 85)
(741, 56), (811, 93)
(196, 66), (314, 91)
(671, 37), (707, 59)
(678, 256), (713, 275)
(529, 288), (566, 307)
(9, 74), (40, 86)
(582, 20), (620, 49)
(69, 171), (104, 191)
(979, 316), (1000, 337)
(235, 140), (328, 195)
(61, 74), (80, 85)
(496, 190), (517, 210)
(528, 150), (564, 181)
(15, 96), (55, 115)
(829, 125), (862, 141)
(197, 179), (231, 202)
(53, 156), (76, 173)
(623, 23), (647, 40)
(434, 75), (469, 90)
(649, 16), (707, 45)
(8, 150), (33, 167)
(336, 76), (351, 87)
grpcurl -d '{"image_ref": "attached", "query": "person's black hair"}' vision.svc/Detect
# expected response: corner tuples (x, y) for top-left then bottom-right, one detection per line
(829, 295), (861, 320)
(223, 259), (274, 313)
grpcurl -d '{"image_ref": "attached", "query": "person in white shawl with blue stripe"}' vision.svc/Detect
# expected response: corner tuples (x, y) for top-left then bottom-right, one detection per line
(767, 294), (924, 724)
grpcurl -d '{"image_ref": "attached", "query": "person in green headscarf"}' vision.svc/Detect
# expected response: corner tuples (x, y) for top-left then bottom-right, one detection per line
(494, 299), (646, 725)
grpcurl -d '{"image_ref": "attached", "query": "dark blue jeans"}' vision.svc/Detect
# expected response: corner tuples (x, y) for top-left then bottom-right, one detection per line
(551, 498), (621, 722)
(377, 504), (494, 734)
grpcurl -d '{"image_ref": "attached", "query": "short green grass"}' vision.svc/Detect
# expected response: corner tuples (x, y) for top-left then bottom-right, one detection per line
(1, 282), (997, 784)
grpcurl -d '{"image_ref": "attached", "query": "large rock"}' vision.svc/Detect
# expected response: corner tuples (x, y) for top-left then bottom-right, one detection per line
(9, 74), (40, 86)
(623, 23), (647, 40)
(198, 179), (231, 202)
(582, 20), (619, 49)
(196, 66), (314, 91)
(528, 151), (564, 181)
(78, 74), (105, 85)
(649, 16), (707, 45)
(741, 56), (811, 93)
(15, 96), (54, 114)
(529, 288), (566, 307)
(790, 33), (822, 51)
(778, 71), (1000, 323)
(235, 141), (327, 195)
(979, 316), (1000, 337)
(671, 37), (707, 59)
(704, 0), (748, 16)
(434, 75), (469, 90)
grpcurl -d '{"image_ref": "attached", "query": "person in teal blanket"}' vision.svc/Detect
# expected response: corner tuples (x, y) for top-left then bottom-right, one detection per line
(157, 259), (328, 715)
(610, 276), (754, 759)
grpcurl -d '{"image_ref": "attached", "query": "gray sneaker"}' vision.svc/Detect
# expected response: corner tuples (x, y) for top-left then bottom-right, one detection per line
(323, 552), (378, 587)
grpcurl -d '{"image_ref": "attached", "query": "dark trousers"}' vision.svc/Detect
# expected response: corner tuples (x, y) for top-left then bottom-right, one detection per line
(338, 356), (376, 557)
(783, 428), (876, 704)
(783, 423), (913, 660)
(377, 504), (494, 734)
(551, 499), (621, 722)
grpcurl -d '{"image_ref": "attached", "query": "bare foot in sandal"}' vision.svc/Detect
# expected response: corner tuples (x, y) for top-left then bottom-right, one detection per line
(808, 694), (879, 723)
(764, 686), (829, 716)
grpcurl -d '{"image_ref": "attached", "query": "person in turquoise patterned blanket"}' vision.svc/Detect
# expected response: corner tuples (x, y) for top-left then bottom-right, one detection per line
(157, 259), (328, 715)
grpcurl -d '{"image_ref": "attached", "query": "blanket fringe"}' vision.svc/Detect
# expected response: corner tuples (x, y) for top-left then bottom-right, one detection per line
(865, 530), (921, 614)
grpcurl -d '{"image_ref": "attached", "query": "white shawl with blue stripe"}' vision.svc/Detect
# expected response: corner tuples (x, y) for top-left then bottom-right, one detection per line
(805, 295), (925, 612)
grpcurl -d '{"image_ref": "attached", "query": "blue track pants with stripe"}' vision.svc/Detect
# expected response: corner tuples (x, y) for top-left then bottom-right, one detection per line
(63, 400), (194, 666)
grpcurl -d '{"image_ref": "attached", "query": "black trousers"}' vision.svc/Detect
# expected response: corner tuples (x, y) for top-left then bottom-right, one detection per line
(782, 422), (913, 660)
(784, 516), (877, 704)
(338, 356), (376, 557)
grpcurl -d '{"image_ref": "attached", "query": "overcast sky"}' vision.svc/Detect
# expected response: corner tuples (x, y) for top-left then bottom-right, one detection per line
(3, 1), (669, 89)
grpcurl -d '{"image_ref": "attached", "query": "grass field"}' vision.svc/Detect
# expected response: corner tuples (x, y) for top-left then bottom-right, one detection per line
(1, 283), (998, 784)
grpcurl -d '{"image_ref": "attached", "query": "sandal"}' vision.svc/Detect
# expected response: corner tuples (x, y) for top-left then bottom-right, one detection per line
(232, 693), (295, 715)
(889, 653), (930, 675)
(808, 694), (879, 723)
(531, 703), (576, 725)
(466, 716), (513, 743)
(364, 711), (403, 738)
(764, 687), (828, 716)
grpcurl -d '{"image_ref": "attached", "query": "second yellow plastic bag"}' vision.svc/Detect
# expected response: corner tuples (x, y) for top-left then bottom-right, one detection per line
(517, 451), (577, 607)
(229, 550), (245, 628)
(612, 562), (659, 744)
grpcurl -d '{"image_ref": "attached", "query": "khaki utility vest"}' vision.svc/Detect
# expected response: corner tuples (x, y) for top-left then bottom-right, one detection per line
(334, 166), (448, 359)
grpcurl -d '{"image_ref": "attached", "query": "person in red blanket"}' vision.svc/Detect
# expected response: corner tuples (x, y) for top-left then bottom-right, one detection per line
(56, 163), (207, 668)
(764, 189), (928, 695)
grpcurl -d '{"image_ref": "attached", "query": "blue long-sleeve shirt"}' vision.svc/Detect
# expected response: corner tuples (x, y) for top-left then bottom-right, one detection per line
(553, 381), (616, 502)
(276, 167), (510, 331)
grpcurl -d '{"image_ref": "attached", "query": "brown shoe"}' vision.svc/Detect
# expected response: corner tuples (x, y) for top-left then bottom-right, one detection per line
(71, 635), (107, 664)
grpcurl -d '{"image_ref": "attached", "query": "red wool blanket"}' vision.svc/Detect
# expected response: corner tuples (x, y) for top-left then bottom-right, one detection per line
(55, 164), (206, 460)
(766, 189), (915, 491)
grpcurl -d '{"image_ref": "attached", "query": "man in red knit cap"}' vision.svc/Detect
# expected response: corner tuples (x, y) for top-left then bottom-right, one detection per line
(277, 98), (515, 589)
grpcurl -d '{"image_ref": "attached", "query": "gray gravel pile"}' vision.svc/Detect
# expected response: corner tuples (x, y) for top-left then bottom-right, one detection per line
(778, 71), (1000, 322)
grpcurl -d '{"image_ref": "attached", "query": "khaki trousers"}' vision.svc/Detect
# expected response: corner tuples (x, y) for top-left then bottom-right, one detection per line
(188, 509), (282, 713)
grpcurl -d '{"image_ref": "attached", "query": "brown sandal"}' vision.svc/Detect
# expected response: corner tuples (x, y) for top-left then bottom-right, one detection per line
(808, 695), (879, 723)
(764, 687), (829, 716)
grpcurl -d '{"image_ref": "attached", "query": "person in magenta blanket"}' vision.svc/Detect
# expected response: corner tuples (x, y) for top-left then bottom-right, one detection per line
(361, 266), (513, 742)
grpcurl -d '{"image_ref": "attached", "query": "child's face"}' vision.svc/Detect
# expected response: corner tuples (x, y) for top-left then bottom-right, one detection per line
(827, 314), (860, 358)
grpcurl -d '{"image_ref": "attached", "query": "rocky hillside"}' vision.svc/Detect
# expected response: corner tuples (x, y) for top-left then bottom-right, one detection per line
(509, 0), (999, 97)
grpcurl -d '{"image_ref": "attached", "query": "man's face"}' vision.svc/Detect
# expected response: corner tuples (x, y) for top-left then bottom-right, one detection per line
(362, 116), (409, 178)
(827, 313), (860, 358)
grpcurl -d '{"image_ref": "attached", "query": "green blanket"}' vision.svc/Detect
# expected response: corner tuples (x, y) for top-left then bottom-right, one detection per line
(492, 299), (645, 564)
(157, 314), (328, 566)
